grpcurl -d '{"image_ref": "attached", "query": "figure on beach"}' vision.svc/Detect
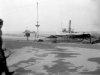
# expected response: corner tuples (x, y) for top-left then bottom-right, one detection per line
(24, 31), (30, 40)
(23, 29), (31, 40)
(0, 19), (14, 75)
(25, 32), (30, 40)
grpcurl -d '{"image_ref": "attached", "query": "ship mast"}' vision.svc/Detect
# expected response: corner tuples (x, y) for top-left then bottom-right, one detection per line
(37, 2), (39, 26)
(35, 1), (40, 38)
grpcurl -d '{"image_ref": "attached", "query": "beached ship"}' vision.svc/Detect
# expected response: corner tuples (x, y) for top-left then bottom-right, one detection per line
(47, 20), (92, 43)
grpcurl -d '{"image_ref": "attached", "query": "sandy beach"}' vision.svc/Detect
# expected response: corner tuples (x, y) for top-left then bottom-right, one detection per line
(2, 0), (100, 74)
(2, 36), (100, 75)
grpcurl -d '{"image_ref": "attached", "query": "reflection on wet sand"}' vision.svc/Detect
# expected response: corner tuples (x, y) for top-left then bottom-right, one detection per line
(7, 46), (100, 75)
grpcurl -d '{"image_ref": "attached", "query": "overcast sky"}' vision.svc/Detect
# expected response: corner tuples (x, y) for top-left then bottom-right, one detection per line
(0, 0), (100, 33)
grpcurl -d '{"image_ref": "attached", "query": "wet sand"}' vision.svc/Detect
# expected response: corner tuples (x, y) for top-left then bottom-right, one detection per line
(3, 38), (100, 50)
(2, 38), (100, 75)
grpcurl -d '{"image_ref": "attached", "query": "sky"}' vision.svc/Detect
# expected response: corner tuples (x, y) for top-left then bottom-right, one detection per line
(0, 0), (100, 33)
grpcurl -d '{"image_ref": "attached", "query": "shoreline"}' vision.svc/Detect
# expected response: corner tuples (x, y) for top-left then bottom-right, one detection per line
(3, 38), (100, 50)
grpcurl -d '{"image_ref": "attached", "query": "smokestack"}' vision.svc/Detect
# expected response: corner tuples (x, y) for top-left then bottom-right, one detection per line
(69, 20), (71, 33)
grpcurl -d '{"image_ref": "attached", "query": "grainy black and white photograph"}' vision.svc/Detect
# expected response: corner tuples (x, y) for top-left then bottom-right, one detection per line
(0, 0), (100, 75)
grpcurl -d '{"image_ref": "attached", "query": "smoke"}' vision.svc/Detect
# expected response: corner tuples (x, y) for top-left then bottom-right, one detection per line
(91, 0), (100, 31)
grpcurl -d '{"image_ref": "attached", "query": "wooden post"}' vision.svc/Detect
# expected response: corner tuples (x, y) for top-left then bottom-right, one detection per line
(90, 34), (92, 44)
